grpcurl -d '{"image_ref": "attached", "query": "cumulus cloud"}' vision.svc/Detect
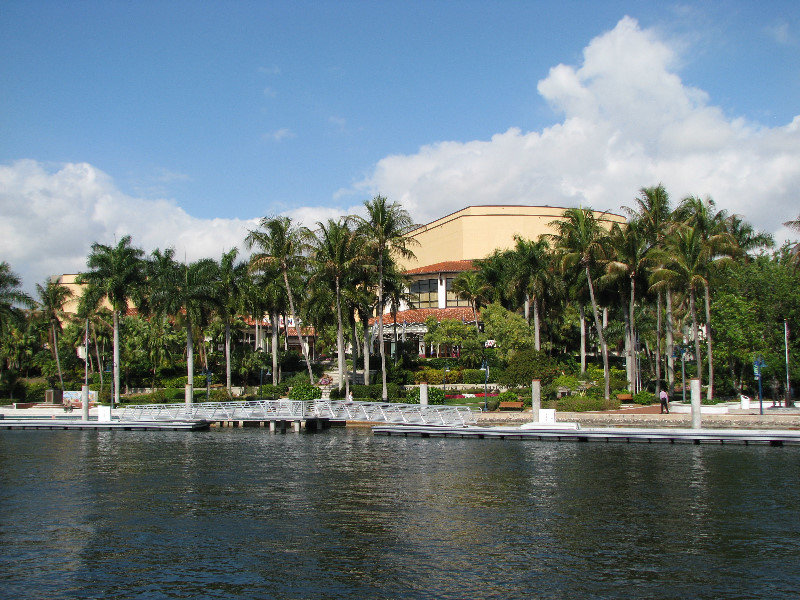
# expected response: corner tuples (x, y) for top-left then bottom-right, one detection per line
(0, 160), (258, 293)
(353, 16), (800, 243)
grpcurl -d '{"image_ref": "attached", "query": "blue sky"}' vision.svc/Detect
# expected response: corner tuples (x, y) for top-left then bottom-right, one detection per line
(1, 1), (799, 291)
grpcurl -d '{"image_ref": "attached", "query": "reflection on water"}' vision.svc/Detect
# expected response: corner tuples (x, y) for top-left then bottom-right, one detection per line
(1, 429), (798, 599)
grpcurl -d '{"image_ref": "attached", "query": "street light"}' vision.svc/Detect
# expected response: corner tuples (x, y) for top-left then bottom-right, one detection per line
(754, 356), (767, 415)
(443, 361), (450, 398)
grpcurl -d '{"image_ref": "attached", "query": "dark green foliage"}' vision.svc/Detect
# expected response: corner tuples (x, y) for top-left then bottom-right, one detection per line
(497, 390), (520, 403)
(462, 369), (486, 384)
(633, 390), (655, 405)
(554, 395), (621, 412)
(288, 382), (322, 401)
(347, 383), (403, 400)
(500, 349), (562, 387)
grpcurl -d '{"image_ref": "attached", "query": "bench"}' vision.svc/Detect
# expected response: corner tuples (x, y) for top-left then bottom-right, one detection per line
(499, 400), (524, 411)
(616, 393), (633, 402)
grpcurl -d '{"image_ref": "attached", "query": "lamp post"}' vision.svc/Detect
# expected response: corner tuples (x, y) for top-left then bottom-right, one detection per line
(482, 339), (496, 411)
(754, 356), (766, 415)
(443, 361), (449, 399)
(785, 320), (792, 407)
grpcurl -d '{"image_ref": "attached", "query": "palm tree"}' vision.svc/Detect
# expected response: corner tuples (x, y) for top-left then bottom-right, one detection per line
(246, 216), (314, 384)
(602, 220), (650, 393)
(451, 270), (490, 333)
(357, 195), (417, 401)
(782, 215), (800, 268)
(149, 252), (220, 408)
(307, 218), (365, 397)
(79, 236), (146, 407)
(215, 248), (248, 394)
(35, 279), (74, 391)
(624, 184), (673, 396)
(508, 235), (552, 350)
(675, 196), (737, 399)
(549, 208), (611, 400)
(0, 263), (35, 396)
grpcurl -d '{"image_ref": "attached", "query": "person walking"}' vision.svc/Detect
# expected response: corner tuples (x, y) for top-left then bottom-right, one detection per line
(660, 389), (670, 414)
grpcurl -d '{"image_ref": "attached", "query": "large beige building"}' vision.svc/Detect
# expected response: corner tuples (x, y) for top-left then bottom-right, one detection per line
(380, 205), (625, 356)
(398, 205), (625, 272)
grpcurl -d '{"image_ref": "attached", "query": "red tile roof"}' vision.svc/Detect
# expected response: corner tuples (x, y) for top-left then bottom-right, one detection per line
(404, 260), (475, 275)
(370, 306), (478, 325)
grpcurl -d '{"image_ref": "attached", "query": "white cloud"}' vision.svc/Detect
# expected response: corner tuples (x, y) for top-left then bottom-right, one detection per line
(265, 128), (295, 142)
(350, 16), (800, 245)
(0, 160), (258, 293)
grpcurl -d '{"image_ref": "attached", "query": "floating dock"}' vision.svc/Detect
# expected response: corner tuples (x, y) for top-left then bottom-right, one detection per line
(0, 418), (211, 431)
(372, 424), (800, 446)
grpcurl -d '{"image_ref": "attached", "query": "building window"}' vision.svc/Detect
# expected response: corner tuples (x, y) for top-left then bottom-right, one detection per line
(446, 277), (470, 307)
(410, 278), (438, 308)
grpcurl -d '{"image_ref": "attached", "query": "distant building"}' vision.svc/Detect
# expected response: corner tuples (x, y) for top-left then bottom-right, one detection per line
(378, 205), (625, 356)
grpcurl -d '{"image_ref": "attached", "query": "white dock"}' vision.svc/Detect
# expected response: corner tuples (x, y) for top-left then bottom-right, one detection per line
(371, 423), (800, 446)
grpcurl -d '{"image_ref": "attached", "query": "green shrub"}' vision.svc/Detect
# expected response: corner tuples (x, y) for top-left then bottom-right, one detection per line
(24, 380), (49, 403)
(288, 383), (322, 401)
(462, 369), (486, 384)
(500, 349), (561, 387)
(556, 395), (621, 412)
(486, 398), (500, 411)
(406, 386), (445, 405)
(633, 390), (655, 405)
(497, 390), (520, 403)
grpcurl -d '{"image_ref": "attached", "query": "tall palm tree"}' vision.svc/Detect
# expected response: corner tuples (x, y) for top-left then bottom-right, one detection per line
(149, 253), (220, 407)
(549, 208), (611, 399)
(35, 279), (74, 391)
(508, 235), (552, 350)
(307, 218), (365, 397)
(451, 269), (490, 333)
(246, 216), (314, 384)
(675, 196), (737, 399)
(215, 248), (248, 394)
(79, 236), (146, 407)
(602, 220), (650, 393)
(624, 184), (673, 396)
(357, 196), (417, 401)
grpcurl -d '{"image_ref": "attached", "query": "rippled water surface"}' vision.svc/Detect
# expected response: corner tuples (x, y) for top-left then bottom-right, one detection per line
(1, 428), (799, 599)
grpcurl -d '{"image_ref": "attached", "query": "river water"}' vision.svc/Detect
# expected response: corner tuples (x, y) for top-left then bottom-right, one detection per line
(1, 427), (798, 599)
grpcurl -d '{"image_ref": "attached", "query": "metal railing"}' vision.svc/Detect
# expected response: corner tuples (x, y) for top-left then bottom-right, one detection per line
(119, 399), (478, 426)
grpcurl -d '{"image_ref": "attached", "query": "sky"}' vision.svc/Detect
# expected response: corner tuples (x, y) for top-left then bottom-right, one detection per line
(1, 0), (799, 294)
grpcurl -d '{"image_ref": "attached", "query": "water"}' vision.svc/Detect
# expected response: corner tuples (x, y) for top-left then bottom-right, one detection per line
(1, 428), (798, 599)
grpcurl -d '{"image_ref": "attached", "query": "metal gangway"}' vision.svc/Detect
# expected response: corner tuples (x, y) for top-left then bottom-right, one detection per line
(119, 399), (478, 427)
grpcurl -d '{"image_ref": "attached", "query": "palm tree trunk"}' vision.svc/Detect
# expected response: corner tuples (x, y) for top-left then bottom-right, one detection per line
(186, 320), (194, 408)
(533, 297), (541, 351)
(665, 290), (674, 392)
(113, 310), (120, 408)
(335, 276), (348, 397)
(377, 269), (388, 401)
(623, 306), (632, 391)
(689, 288), (702, 387)
(655, 291), (662, 397)
(524, 293), (530, 324)
(282, 268), (314, 384)
(704, 283), (714, 400)
(580, 304), (586, 373)
(271, 314), (279, 385)
(92, 324), (104, 394)
(629, 280), (637, 394)
(363, 320), (370, 385)
(586, 266), (610, 400)
(225, 321), (232, 393)
(52, 321), (64, 391)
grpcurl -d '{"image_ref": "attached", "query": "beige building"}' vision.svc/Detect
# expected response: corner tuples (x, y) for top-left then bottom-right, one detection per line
(399, 205), (625, 272)
(381, 205), (626, 356)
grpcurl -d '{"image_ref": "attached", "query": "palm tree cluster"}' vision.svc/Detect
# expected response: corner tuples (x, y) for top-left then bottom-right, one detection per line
(0, 195), (419, 405)
(2, 189), (797, 405)
(452, 186), (782, 400)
